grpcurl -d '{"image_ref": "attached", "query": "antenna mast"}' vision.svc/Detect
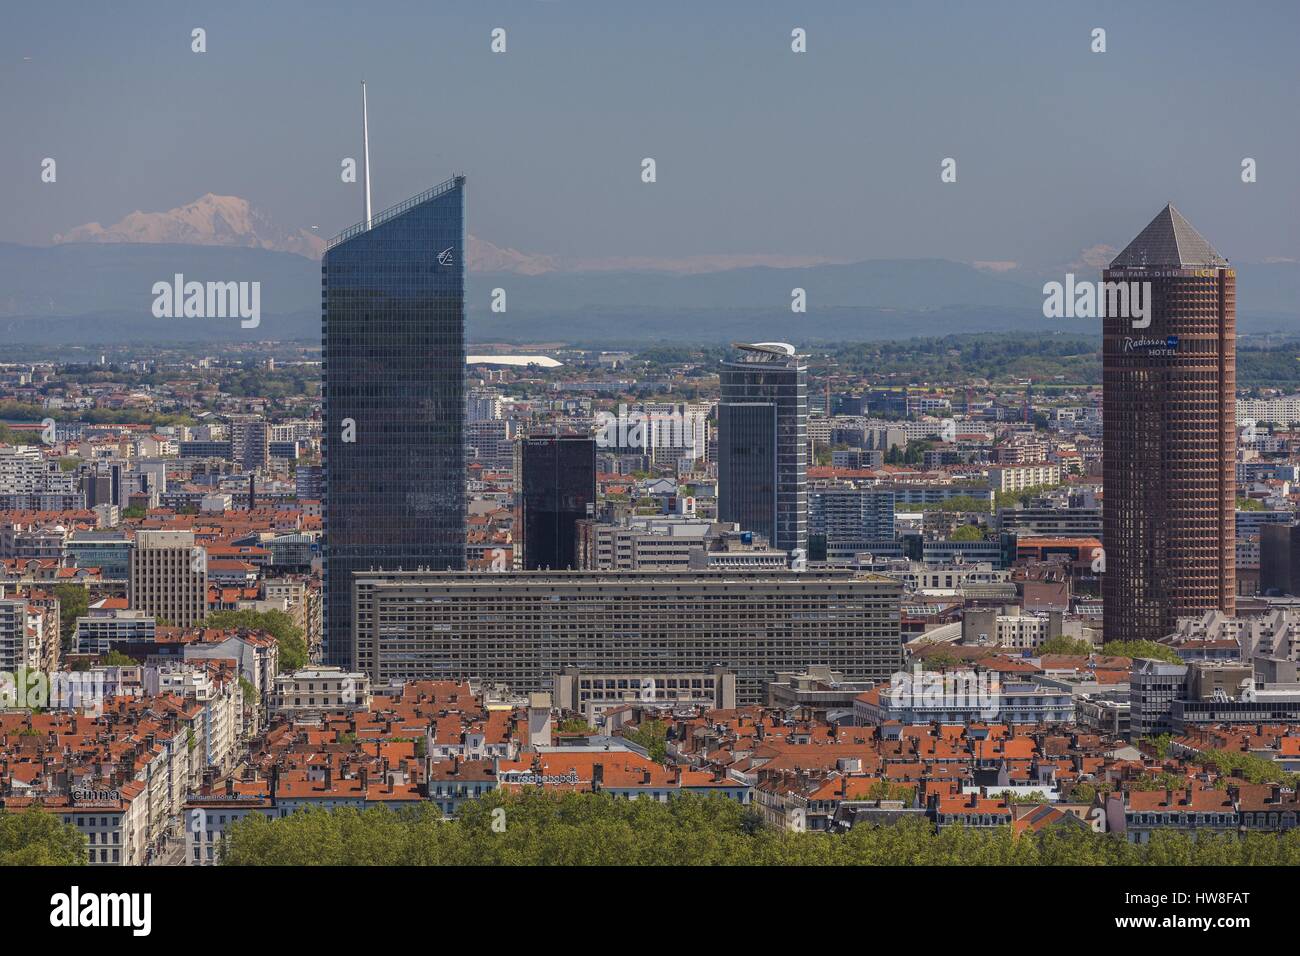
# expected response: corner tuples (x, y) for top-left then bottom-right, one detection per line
(362, 80), (373, 229)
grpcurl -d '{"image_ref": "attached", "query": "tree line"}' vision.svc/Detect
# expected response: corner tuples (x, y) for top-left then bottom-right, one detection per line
(216, 791), (1300, 866)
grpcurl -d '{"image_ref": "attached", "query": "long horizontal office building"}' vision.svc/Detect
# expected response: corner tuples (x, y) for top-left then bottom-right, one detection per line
(998, 506), (1103, 538)
(351, 569), (902, 705)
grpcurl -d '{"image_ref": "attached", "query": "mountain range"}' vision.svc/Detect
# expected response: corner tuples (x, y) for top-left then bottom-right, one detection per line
(2, 194), (1294, 346)
(53, 194), (328, 260)
(50, 193), (844, 275)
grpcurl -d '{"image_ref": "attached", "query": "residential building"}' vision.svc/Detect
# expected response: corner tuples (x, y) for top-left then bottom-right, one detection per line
(988, 463), (1060, 493)
(272, 667), (372, 716)
(130, 530), (207, 627)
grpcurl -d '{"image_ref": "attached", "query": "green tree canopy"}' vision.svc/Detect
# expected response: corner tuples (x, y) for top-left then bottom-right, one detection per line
(622, 720), (669, 762)
(53, 583), (89, 652)
(217, 791), (1300, 866)
(1101, 640), (1182, 665)
(1036, 635), (1094, 656)
(0, 808), (86, 866)
(205, 608), (307, 672)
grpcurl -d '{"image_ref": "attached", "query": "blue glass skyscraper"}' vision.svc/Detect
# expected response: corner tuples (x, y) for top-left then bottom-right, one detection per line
(322, 176), (467, 670)
(717, 342), (808, 556)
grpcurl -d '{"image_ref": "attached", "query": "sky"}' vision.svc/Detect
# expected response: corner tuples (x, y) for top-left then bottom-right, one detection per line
(3, 0), (1299, 270)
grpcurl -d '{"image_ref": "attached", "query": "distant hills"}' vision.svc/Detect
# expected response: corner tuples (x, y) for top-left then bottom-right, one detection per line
(45, 196), (582, 275)
(0, 242), (319, 319)
(2, 240), (1297, 346)
(54, 193), (327, 259)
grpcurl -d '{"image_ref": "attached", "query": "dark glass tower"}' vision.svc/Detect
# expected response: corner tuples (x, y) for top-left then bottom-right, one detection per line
(717, 342), (807, 555)
(518, 435), (596, 570)
(322, 176), (467, 669)
(1103, 204), (1235, 643)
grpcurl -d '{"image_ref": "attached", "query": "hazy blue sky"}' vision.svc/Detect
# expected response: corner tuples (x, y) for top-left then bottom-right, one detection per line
(4, 0), (1298, 267)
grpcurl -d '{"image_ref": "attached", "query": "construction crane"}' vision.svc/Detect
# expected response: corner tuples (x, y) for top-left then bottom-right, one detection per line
(804, 357), (840, 416)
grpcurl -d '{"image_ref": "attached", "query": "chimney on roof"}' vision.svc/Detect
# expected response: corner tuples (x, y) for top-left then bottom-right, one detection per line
(270, 764), (279, 808)
(592, 762), (604, 792)
(1165, 787), (1174, 807)
(324, 764), (333, 790)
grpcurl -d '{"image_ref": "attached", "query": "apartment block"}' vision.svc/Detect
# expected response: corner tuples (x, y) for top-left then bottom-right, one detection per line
(272, 667), (372, 716)
(130, 530), (207, 627)
(988, 463), (1061, 493)
(75, 609), (157, 655)
(352, 569), (902, 704)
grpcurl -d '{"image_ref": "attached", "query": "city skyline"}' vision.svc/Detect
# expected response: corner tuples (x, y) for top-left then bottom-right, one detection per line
(3, 0), (1299, 896)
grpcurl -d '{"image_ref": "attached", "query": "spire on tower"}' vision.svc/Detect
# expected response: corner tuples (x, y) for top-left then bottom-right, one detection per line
(362, 81), (373, 230)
